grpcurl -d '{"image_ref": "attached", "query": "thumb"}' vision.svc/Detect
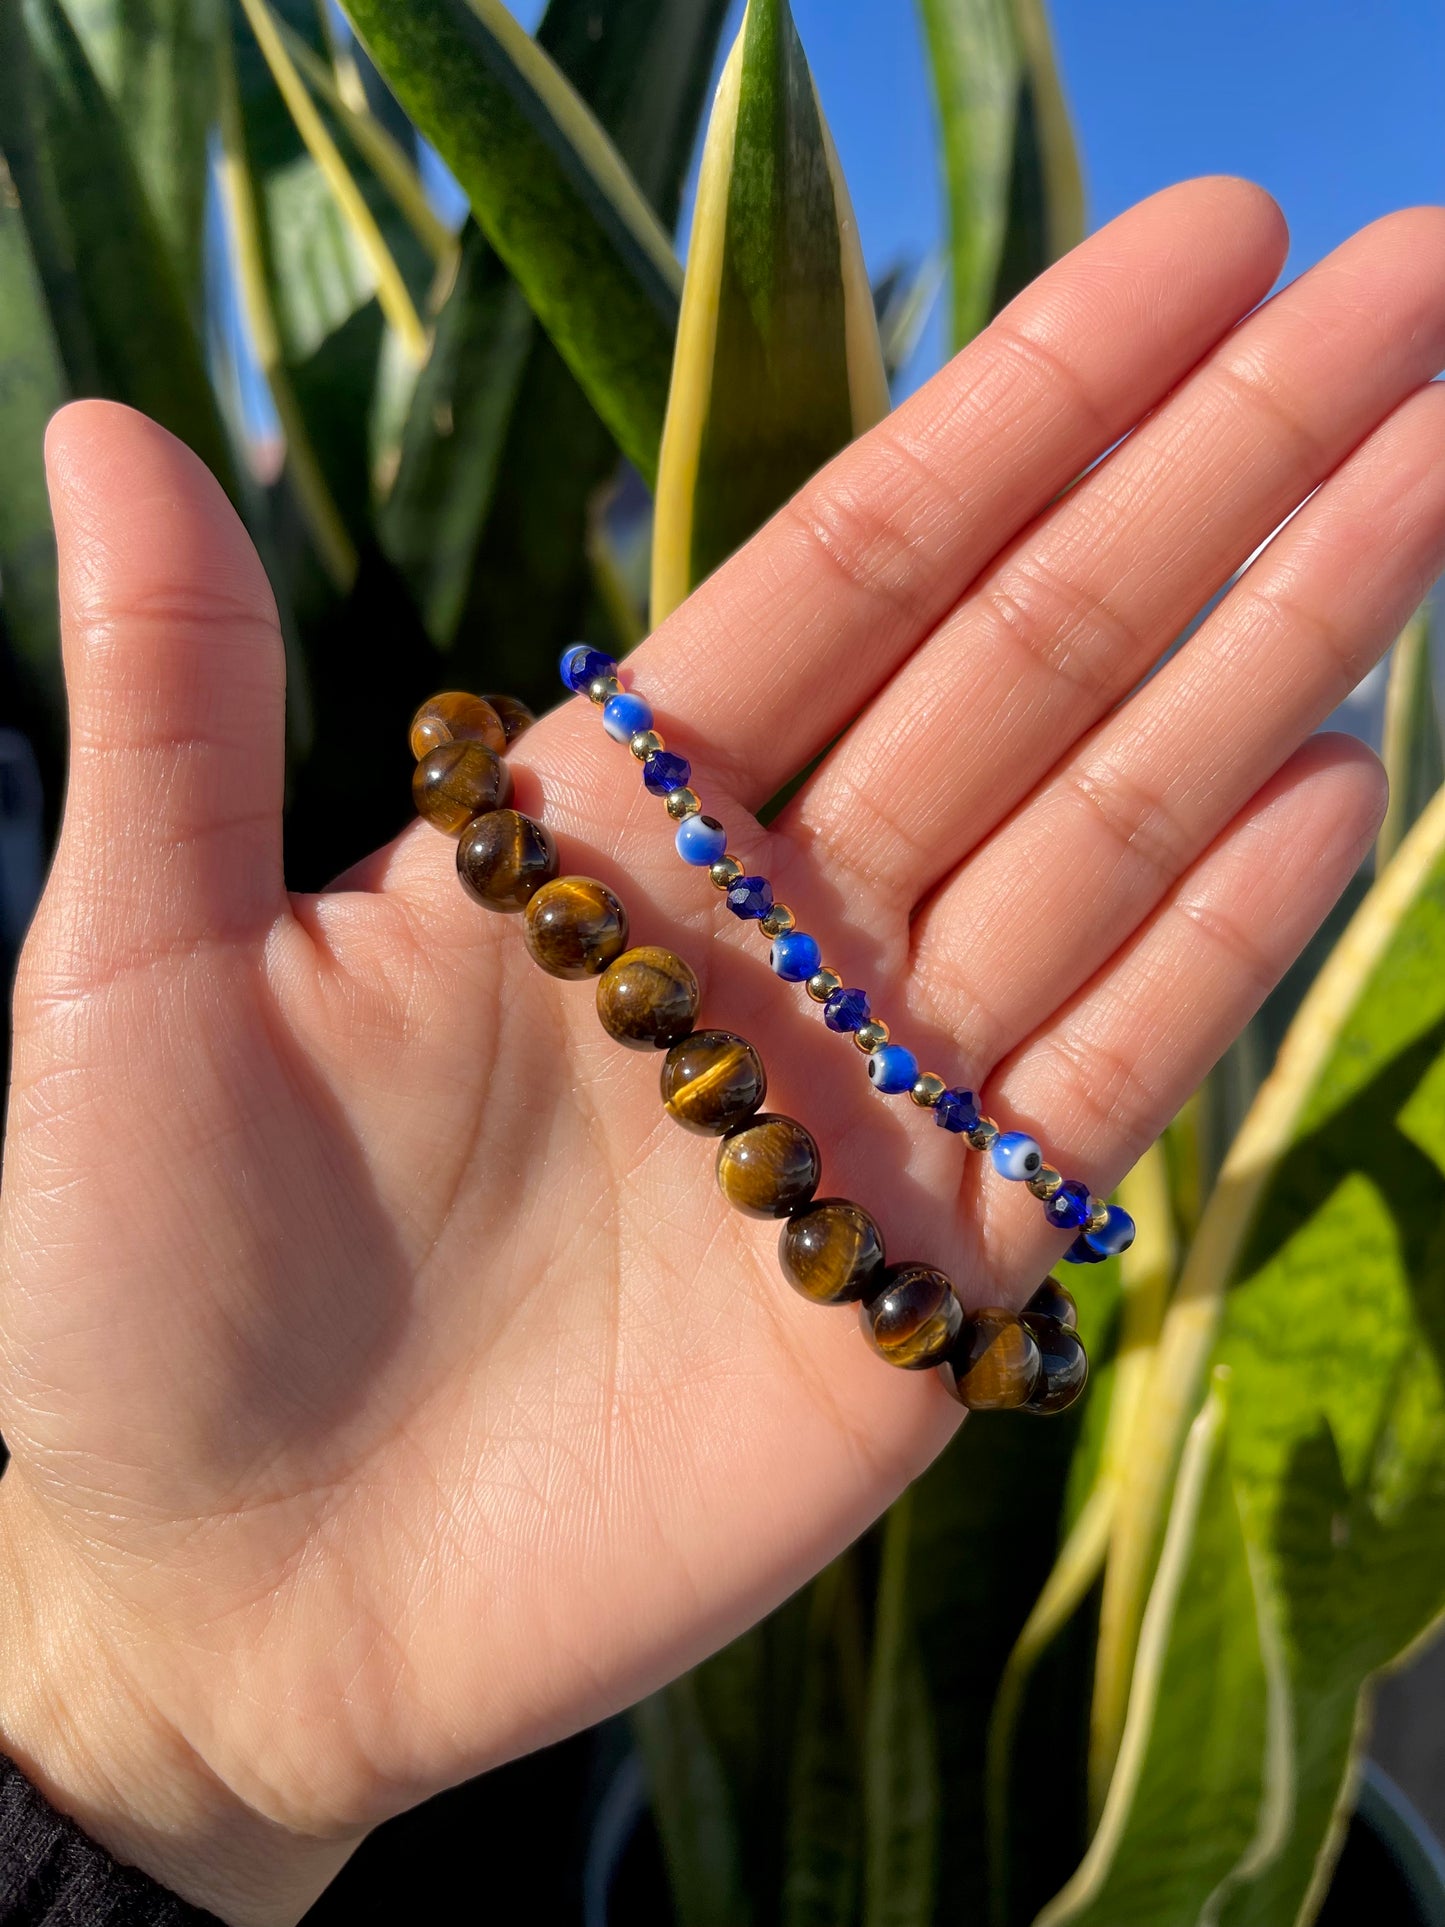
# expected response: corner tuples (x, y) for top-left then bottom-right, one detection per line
(37, 401), (286, 973)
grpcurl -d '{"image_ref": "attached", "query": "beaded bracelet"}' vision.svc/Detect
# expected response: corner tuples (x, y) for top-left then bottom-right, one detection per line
(557, 647), (1136, 1268)
(408, 688), (1088, 1415)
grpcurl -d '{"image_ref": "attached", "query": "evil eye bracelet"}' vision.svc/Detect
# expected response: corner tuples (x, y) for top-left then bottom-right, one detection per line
(407, 688), (1089, 1415)
(558, 646), (1136, 1268)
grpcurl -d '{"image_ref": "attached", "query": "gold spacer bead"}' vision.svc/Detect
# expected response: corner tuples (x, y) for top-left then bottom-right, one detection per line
(710, 855), (743, 889)
(806, 968), (842, 1003)
(666, 787), (701, 819)
(1086, 1198), (1110, 1232)
(760, 904), (795, 938)
(588, 673), (621, 705)
(911, 1072), (946, 1108)
(629, 728), (664, 760)
(968, 1116), (999, 1151)
(854, 1019), (890, 1053)
(1026, 1165), (1063, 1200)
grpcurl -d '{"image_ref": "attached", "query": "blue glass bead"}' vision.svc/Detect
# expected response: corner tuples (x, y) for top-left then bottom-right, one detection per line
(727, 875), (773, 919)
(992, 1132), (1044, 1181)
(1084, 1204), (1136, 1257)
(676, 814), (727, 866)
(934, 1087), (980, 1134)
(602, 692), (653, 742)
(823, 987), (870, 1032)
(643, 750), (691, 795)
(868, 1043), (919, 1094)
(1061, 1235), (1107, 1266)
(1043, 1179), (1092, 1230)
(771, 930), (821, 981)
(560, 644), (615, 693)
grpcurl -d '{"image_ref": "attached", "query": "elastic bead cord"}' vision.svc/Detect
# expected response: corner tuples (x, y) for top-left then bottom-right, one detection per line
(558, 646), (1136, 1262)
(409, 682), (1089, 1418)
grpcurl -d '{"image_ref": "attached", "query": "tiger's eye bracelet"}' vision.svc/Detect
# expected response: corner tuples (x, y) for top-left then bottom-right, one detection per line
(408, 687), (1088, 1414)
(557, 647), (1135, 1269)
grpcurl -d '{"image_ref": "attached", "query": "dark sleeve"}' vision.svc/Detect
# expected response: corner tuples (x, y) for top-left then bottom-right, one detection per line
(0, 1754), (228, 1926)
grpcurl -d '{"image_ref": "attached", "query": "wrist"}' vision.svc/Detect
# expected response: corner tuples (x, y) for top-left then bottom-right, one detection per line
(0, 1474), (357, 1926)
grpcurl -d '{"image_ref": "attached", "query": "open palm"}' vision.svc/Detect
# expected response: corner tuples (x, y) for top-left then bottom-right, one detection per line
(4, 181), (1445, 1925)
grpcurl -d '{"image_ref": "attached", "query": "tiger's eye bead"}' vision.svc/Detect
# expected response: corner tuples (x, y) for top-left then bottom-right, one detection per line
(482, 693), (535, 746)
(861, 1264), (963, 1370)
(854, 1019), (890, 1053)
(412, 740), (512, 834)
(1023, 1277), (1078, 1332)
(807, 968), (842, 1003)
(760, 904), (795, 938)
(940, 1309), (1042, 1410)
(596, 947), (699, 1050)
(661, 1030), (767, 1135)
(1026, 1165), (1063, 1200)
(409, 691), (506, 760)
(523, 875), (628, 979)
(717, 1114), (821, 1218)
(666, 787), (702, 820)
(778, 1198), (885, 1305)
(710, 855), (743, 889)
(456, 809), (558, 912)
(1022, 1323), (1089, 1415)
(911, 1073), (946, 1108)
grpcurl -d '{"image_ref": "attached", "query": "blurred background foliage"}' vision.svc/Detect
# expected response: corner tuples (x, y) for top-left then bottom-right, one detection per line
(1, 2), (1444, 1923)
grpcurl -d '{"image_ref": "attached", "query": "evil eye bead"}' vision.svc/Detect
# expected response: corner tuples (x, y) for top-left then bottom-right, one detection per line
(824, 987), (870, 1032)
(991, 1131), (1044, 1182)
(1084, 1204), (1137, 1257)
(643, 750), (691, 795)
(560, 644), (616, 693)
(727, 874), (774, 920)
(1042, 1179), (1092, 1231)
(603, 692), (654, 742)
(676, 814), (728, 867)
(1061, 1233), (1107, 1265)
(868, 1043), (919, 1094)
(934, 1086), (980, 1134)
(771, 930), (822, 982)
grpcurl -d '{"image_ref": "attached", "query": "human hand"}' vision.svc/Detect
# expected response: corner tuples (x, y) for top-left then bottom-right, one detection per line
(4, 179), (1445, 1924)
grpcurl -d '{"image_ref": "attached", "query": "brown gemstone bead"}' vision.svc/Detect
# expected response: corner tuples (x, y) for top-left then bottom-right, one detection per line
(596, 947), (699, 1050)
(716, 1114), (821, 1219)
(941, 1308), (1043, 1410)
(482, 693), (535, 747)
(1023, 1277), (1078, 1333)
(412, 740), (512, 834)
(457, 809), (557, 912)
(660, 1030), (766, 1135)
(1023, 1322), (1089, 1415)
(409, 691), (506, 760)
(861, 1264), (963, 1370)
(778, 1198), (885, 1305)
(523, 875), (628, 979)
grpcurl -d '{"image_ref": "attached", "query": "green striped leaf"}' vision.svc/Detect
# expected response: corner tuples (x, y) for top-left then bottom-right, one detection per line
(651, 0), (890, 621)
(864, 1495), (940, 1927)
(340, 0), (682, 486)
(1378, 603), (1443, 871)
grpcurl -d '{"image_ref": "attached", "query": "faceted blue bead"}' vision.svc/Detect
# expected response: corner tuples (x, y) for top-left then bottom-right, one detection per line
(602, 691), (654, 742)
(1061, 1234), (1107, 1266)
(643, 750), (691, 795)
(992, 1131), (1044, 1181)
(823, 987), (870, 1032)
(560, 644), (615, 693)
(1043, 1179), (1092, 1230)
(868, 1043), (919, 1094)
(1084, 1204), (1136, 1256)
(771, 930), (821, 981)
(676, 814), (727, 867)
(934, 1087), (981, 1134)
(727, 875), (774, 919)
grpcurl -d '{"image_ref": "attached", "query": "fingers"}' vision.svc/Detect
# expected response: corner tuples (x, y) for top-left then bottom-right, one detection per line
(972, 734), (1386, 1281)
(789, 206), (1445, 914)
(33, 403), (286, 981)
(630, 177), (1287, 803)
(909, 377), (1445, 1076)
